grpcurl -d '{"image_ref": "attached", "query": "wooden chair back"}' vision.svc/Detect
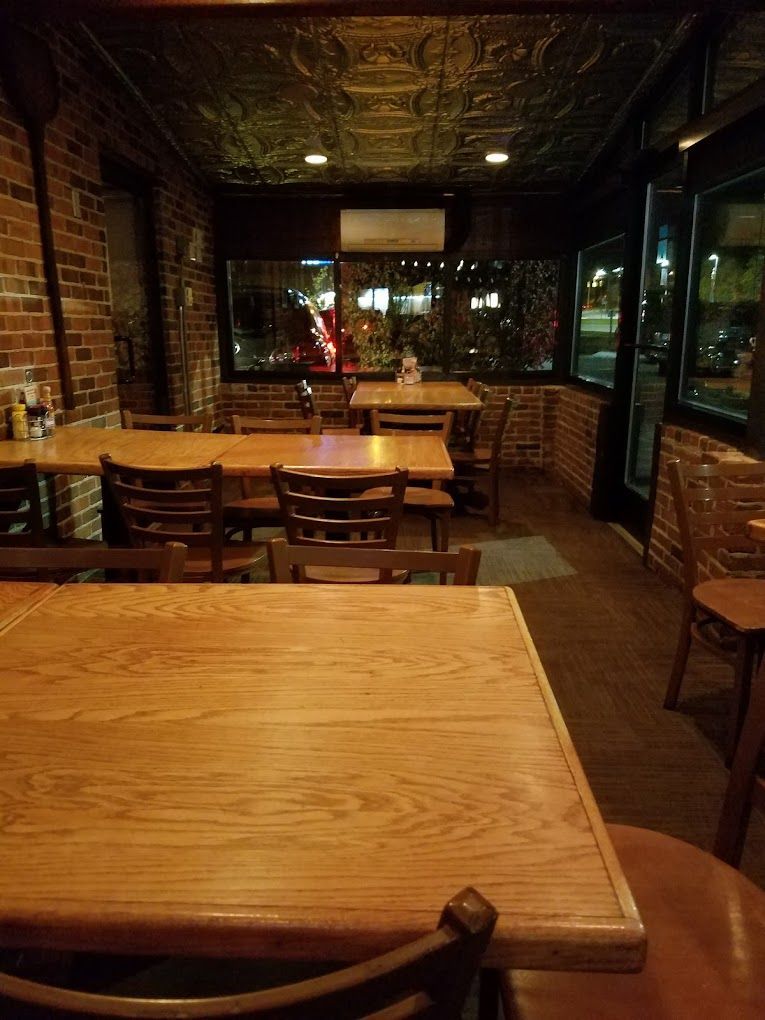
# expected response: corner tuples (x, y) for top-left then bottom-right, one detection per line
(370, 410), (454, 444)
(0, 887), (496, 1019)
(0, 542), (187, 583)
(668, 459), (765, 593)
(462, 383), (490, 450)
(488, 396), (515, 464)
(714, 657), (765, 867)
(231, 415), (321, 435)
(0, 462), (46, 546)
(270, 464), (408, 548)
(294, 379), (316, 419)
(268, 538), (481, 585)
(122, 410), (213, 433)
(322, 425), (362, 435)
(342, 375), (358, 426)
(100, 455), (226, 581)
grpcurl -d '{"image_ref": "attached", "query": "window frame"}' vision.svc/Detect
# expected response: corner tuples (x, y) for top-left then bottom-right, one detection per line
(569, 233), (627, 391)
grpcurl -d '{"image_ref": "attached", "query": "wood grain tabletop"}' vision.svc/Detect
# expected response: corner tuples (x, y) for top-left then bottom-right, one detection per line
(0, 426), (244, 475)
(0, 584), (643, 970)
(216, 432), (454, 480)
(350, 381), (484, 412)
(0, 427), (453, 481)
(0, 581), (56, 635)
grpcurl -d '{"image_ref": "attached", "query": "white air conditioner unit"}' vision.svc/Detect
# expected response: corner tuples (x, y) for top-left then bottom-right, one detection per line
(340, 208), (445, 252)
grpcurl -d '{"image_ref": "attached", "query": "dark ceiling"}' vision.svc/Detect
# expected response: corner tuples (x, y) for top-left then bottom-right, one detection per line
(88, 12), (697, 190)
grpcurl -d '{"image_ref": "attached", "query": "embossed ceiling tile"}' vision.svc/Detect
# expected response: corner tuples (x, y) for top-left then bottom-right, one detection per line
(90, 12), (693, 189)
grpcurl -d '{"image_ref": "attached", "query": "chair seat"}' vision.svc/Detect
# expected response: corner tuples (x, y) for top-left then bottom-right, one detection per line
(183, 544), (265, 579)
(693, 578), (765, 632)
(501, 823), (765, 1020)
(302, 565), (409, 584)
(363, 485), (453, 511)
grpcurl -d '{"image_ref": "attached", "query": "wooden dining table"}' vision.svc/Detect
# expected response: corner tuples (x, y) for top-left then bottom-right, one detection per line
(350, 380), (484, 412)
(0, 581), (644, 974)
(0, 580), (56, 634)
(0, 425), (453, 481)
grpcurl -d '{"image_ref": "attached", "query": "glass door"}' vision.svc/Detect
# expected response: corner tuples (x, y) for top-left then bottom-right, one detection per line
(625, 169), (683, 498)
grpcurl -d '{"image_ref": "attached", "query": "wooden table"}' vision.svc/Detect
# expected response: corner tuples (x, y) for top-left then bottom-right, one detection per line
(0, 426), (244, 475)
(0, 581), (55, 634)
(0, 427), (453, 481)
(350, 381), (484, 412)
(216, 432), (453, 480)
(0, 583), (643, 971)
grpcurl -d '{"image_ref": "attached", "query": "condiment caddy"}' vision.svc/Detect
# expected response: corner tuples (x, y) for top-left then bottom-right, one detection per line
(10, 384), (56, 440)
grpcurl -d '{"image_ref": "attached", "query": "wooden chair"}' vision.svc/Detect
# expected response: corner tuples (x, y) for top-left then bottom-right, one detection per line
(100, 455), (263, 583)
(268, 538), (481, 585)
(0, 888), (496, 1019)
(122, 410), (213, 433)
(664, 458), (765, 761)
(270, 463), (408, 583)
(0, 462), (46, 546)
(451, 381), (488, 451)
(0, 542), (187, 583)
(223, 415), (321, 541)
(451, 395), (515, 527)
(368, 410), (455, 580)
(499, 668), (765, 1020)
(294, 379), (316, 419)
(342, 374), (358, 427)
(322, 425), (362, 435)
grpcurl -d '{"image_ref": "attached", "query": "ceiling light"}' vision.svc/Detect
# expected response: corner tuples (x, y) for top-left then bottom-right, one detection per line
(305, 153), (328, 165)
(485, 151), (509, 164)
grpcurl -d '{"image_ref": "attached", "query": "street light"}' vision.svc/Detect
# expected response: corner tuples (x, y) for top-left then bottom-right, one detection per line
(708, 253), (719, 302)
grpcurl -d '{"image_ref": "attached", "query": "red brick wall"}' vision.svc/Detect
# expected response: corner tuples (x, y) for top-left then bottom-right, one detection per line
(551, 386), (609, 506)
(647, 424), (743, 587)
(0, 24), (218, 536)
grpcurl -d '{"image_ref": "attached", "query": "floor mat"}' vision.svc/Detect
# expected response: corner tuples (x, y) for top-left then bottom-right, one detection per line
(471, 535), (577, 585)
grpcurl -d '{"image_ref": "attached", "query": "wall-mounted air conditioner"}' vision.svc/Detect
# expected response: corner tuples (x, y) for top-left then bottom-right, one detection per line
(340, 208), (445, 252)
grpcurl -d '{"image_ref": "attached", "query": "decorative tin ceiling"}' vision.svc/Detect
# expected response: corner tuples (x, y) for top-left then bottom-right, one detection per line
(89, 13), (694, 189)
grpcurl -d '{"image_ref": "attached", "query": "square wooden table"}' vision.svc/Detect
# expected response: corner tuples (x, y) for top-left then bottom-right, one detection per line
(216, 432), (454, 480)
(350, 381), (484, 412)
(0, 583), (643, 972)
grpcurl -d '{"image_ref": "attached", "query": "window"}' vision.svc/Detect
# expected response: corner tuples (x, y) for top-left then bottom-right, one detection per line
(713, 14), (765, 108)
(449, 259), (558, 373)
(227, 259), (336, 373)
(681, 168), (765, 421)
(340, 259), (444, 373)
(572, 236), (625, 388)
(225, 256), (560, 377)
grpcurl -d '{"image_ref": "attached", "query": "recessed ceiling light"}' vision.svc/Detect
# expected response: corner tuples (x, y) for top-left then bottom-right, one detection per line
(485, 151), (509, 164)
(305, 153), (328, 165)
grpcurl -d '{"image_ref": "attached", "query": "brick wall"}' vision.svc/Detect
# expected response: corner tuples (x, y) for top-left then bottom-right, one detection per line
(550, 386), (609, 507)
(646, 424), (743, 587)
(0, 24), (218, 536)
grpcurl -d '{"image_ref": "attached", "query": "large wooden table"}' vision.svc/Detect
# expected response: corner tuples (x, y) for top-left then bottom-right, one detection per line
(0, 581), (55, 634)
(0, 426), (452, 481)
(0, 583), (643, 971)
(350, 380), (484, 412)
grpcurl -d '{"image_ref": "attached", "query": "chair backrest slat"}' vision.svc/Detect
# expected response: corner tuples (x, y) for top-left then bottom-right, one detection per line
(231, 415), (321, 435)
(0, 888), (496, 1018)
(668, 458), (765, 591)
(122, 410), (213, 433)
(271, 464), (407, 549)
(0, 462), (46, 547)
(490, 396), (515, 461)
(0, 542), (186, 583)
(370, 411), (454, 444)
(100, 455), (225, 581)
(268, 539), (481, 585)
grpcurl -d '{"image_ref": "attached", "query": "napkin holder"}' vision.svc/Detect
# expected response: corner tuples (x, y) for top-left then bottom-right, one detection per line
(402, 356), (421, 384)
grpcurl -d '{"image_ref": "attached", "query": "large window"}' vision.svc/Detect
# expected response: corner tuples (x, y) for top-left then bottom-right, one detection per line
(228, 259), (336, 373)
(226, 256), (559, 377)
(681, 168), (765, 420)
(572, 236), (625, 388)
